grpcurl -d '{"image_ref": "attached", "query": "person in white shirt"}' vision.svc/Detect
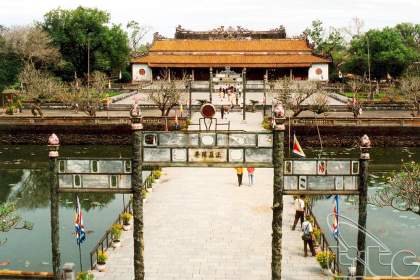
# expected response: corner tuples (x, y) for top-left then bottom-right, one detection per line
(292, 195), (305, 230)
(301, 214), (316, 257)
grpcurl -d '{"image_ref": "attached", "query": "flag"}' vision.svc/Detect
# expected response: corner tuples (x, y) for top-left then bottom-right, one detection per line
(332, 195), (339, 240)
(74, 196), (86, 245)
(292, 134), (306, 157)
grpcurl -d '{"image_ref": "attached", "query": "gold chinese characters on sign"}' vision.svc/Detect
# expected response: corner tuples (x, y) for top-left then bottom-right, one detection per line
(188, 149), (227, 162)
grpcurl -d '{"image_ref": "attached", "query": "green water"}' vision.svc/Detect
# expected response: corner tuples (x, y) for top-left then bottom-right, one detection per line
(307, 146), (420, 277)
(0, 145), (136, 272)
(0, 145), (418, 276)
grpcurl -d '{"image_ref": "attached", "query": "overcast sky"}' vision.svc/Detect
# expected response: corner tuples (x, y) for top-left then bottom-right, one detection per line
(1, 0), (419, 42)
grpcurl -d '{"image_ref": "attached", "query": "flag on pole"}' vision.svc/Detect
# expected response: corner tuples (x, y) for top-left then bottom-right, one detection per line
(74, 196), (86, 245)
(292, 134), (306, 157)
(332, 195), (339, 240)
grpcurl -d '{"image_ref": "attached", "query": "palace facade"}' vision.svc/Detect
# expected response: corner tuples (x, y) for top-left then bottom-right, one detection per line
(131, 26), (330, 82)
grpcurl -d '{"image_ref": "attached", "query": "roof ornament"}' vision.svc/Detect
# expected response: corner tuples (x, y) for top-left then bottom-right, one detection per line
(153, 32), (166, 41)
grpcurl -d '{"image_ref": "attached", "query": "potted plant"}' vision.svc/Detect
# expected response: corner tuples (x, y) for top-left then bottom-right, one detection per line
(96, 250), (107, 272)
(121, 212), (133, 231)
(312, 227), (321, 247)
(316, 251), (335, 275)
(111, 224), (122, 248)
(152, 169), (162, 183)
(76, 271), (94, 280)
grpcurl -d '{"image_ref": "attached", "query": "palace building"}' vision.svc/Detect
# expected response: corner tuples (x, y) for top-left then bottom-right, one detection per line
(131, 26), (330, 82)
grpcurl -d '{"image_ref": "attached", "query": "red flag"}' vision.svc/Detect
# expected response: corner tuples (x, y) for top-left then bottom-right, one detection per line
(292, 134), (306, 157)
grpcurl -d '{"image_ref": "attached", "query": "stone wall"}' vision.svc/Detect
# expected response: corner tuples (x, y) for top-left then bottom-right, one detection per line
(0, 124), (418, 146)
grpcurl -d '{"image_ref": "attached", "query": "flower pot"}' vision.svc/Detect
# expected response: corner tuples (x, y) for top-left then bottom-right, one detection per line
(321, 268), (332, 276)
(112, 240), (121, 248)
(96, 263), (106, 272)
(122, 224), (131, 231)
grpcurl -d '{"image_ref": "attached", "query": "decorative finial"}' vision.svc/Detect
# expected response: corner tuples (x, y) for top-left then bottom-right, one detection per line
(273, 103), (285, 119)
(48, 133), (59, 146)
(48, 133), (60, 158)
(359, 134), (371, 160)
(360, 134), (371, 148)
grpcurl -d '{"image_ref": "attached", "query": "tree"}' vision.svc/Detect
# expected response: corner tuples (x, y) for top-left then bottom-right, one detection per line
(42, 6), (130, 80)
(0, 202), (33, 245)
(343, 28), (418, 79)
(305, 20), (345, 79)
(269, 79), (320, 117)
(149, 81), (186, 116)
(399, 75), (420, 116)
(19, 63), (67, 117)
(0, 36), (22, 93)
(393, 23), (420, 51)
(1, 25), (60, 67)
(370, 162), (420, 216)
(127, 20), (151, 54)
(305, 20), (345, 57)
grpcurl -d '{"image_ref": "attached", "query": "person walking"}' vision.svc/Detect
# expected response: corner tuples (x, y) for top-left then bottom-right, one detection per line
(301, 214), (316, 257)
(292, 195), (305, 230)
(221, 105), (225, 119)
(247, 167), (255, 186)
(235, 167), (243, 186)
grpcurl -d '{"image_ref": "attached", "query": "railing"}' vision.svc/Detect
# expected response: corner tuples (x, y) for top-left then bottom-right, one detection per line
(292, 117), (420, 127)
(89, 171), (154, 270)
(306, 204), (340, 275)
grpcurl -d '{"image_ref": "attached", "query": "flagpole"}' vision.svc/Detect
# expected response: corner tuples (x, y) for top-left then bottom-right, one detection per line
(336, 236), (340, 274)
(79, 242), (83, 272)
(288, 115), (291, 157)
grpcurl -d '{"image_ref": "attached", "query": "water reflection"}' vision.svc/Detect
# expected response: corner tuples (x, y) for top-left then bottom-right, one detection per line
(0, 145), (131, 272)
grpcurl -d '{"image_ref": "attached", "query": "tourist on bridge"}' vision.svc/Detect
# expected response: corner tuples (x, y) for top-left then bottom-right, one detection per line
(301, 214), (316, 257)
(235, 167), (243, 186)
(247, 167), (255, 186)
(292, 195), (305, 230)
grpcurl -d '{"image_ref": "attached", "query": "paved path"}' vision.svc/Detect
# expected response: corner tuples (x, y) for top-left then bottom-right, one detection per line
(92, 167), (327, 280)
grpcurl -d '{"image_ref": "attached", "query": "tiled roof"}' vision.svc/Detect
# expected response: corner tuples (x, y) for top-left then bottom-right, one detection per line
(132, 54), (329, 68)
(149, 39), (312, 52)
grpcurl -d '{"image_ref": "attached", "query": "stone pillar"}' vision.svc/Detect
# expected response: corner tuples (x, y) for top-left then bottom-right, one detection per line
(263, 74), (268, 117)
(48, 134), (61, 280)
(356, 135), (370, 278)
(242, 68), (247, 121)
(132, 117), (144, 280)
(272, 106), (285, 280)
(191, 69), (195, 81)
(209, 67), (213, 103)
(188, 79), (192, 117)
(62, 263), (75, 280)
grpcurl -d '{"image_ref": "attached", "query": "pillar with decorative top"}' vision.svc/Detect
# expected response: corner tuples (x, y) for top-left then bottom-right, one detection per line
(272, 103), (285, 280)
(131, 116), (145, 280)
(356, 134), (371, 277)
(48, 133), (61, 280)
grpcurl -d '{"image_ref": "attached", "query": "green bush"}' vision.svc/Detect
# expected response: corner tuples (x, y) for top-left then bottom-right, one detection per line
(121, 212), (132, 225)
(6, 105), (15, 115)
(316, 251), (335, 269)
(97, 250), (107, 264)
(76, 272), (94, 280)
(111, 224), (122, 241)
(152, 170), (162, 179)
(262, 117), (272, 130)
(312, 227), (321, 244)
